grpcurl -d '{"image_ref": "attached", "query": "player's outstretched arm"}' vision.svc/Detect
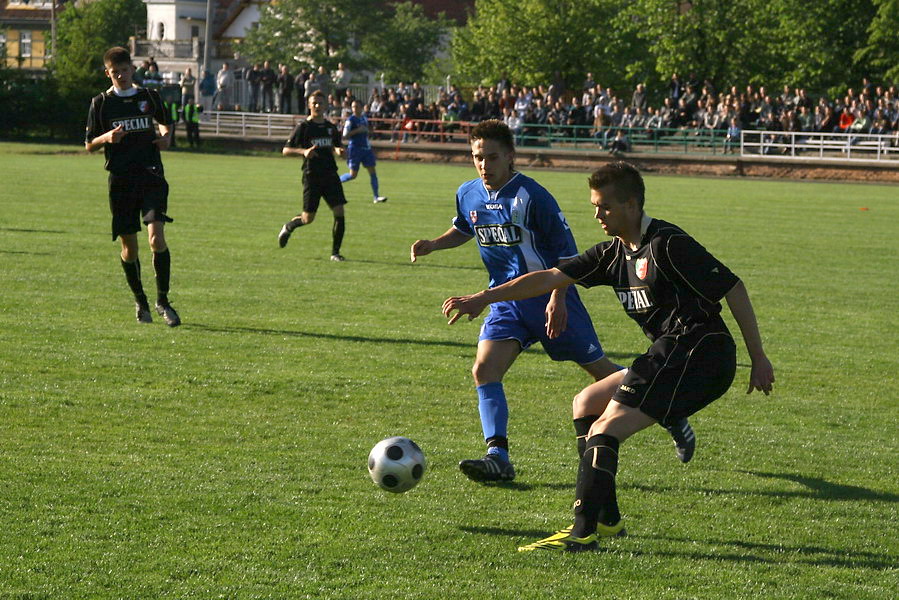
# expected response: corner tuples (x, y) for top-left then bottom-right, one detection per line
(724, 280), (775, 395)
(443, 268), (575, 325)
(410, 227), (471, 262)
(152, 124), (172, 150)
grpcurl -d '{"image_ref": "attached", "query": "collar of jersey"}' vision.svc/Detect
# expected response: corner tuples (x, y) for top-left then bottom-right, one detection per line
(108, 86), (139, 98)
(481, 171), (521, 196)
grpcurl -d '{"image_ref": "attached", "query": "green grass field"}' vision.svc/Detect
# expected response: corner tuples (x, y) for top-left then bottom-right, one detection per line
(0, 141), (896, 599)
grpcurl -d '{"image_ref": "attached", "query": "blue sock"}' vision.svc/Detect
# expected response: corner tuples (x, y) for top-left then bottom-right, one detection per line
(370, 172), (380, 197)
(340, 173), (352, 183)
(477, 382), (509, 460)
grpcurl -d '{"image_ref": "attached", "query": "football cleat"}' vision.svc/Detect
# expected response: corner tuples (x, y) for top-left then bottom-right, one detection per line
(517, 521), (626, 552)
(278, 224), (292, 248)
(518, 526), (596, 552)
(330, 254), (346, 262)
(373, 196), (388, 203)
(135, 299), (153, 324)
(664, 417), (696, 463)
(459, 454), (515, 482)
(155, 303), (181, 327)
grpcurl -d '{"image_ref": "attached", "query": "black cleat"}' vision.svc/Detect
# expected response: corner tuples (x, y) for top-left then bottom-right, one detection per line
(155, 303), (181, 327)
(459, 454), (515, 482)
(278, 224), (292, 248)
(665, 417), (696, 463)
(135, 299), (153, 324)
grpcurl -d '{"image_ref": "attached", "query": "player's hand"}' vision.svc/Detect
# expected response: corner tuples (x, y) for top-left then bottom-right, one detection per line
(443, 293), (488, 325)
(107, 125), (126, 144)
(747, 355), (775, 395)
(335, 147), (344, 157)
(410, 239), (434, 263)
(305, 145), (319, 158)
(545, 296), (568, 339)
(153, 134), (171, 151)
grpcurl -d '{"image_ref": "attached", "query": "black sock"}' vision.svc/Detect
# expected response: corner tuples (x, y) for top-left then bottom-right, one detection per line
(485, 436), (509, 452)
(285, 217), (304, 233)
(153, 249), (171, 305)
(332, 215), (345, 255)
(574, 415), (600, 458)
(120, 258), (146, 301)
(572, 433), (620, 537)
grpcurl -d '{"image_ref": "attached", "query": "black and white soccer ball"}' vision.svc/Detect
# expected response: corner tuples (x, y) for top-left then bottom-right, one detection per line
(368, 436), (426, 493)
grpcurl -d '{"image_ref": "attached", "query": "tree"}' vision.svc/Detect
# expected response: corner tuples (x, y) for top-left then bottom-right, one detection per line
(241, 0), (384, 71)
(855, 0), (899, 84)
(52, 0), (146, 94)
(451, 0), (642, 93)
(360, 2), (451, 83)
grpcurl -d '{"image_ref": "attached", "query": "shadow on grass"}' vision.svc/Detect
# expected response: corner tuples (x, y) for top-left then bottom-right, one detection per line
(348, 257), (483, 272)
(185, 322), (472, 349)
(0, 249), (54, 255)
(740, 470), (899, 503)
(460, 526), (896, 570)
(183, 322), (641, 362)
(0, 227), (67, 234)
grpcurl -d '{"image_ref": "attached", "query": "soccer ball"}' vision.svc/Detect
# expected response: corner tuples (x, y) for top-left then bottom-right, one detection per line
(368, 436), (426, 493)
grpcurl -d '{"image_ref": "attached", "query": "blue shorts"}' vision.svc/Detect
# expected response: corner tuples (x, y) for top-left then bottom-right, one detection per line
(478, 289), (605, 364)
(347, 147), (376, 171)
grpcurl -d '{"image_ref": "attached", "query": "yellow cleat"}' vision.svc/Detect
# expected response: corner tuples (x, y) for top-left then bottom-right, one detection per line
(517, 526), (597, 552)
(595, 520), (627, 538)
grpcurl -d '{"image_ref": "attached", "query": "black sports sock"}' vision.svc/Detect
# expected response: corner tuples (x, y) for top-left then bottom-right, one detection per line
(572, 433), (620, 537)
(153, 249), (171, 305)
(120, 258), (146, 300)
(285, 217), (304, 233)
(332, 215), (345, 255)
(574, 415), (600, 458)
(485, 436), (509, 452)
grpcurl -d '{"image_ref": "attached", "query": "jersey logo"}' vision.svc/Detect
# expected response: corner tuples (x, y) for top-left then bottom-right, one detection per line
(615, 286), (654, 313)
(474, 223), (522, 246)
(311, 136), (333, 147)
(470, 210), (478, 223)
(110, 116), (152, 132)
(485, 203), (502, 210)
(138, 100), (150, 113)
(635, 257), (649, 280)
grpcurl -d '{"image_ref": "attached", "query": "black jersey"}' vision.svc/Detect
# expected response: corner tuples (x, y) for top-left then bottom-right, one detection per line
(85, 86), (170, 174)
(285, 118), (342, 175)
(559, 217), (740, 343)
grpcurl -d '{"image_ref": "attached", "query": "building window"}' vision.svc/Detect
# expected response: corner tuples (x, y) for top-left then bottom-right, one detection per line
(191, 25), (200, 38)
(157, 22), (165, 40)
(20, 31), (32, 58)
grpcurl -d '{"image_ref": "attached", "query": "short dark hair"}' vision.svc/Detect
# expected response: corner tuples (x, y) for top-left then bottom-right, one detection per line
(308, 91), (325, 105)
(103, 47), (131, 66)
(588, 161), (645, 210)
(469, 119), (515, 152)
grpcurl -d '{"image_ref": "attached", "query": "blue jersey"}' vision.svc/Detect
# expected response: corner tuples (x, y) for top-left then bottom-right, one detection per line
(343, 114), (370, 150)
(452, 172), (578, 287)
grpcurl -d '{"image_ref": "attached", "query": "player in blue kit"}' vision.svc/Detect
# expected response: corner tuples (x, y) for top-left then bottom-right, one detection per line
(340, 100), (387, 203)
(411, 120), (692, 482)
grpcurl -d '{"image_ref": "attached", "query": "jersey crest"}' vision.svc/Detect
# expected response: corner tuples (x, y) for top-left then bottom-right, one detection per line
(138, 100), (150, 114)
(635, 257), (649, 280)
(469, 210), (478, 224)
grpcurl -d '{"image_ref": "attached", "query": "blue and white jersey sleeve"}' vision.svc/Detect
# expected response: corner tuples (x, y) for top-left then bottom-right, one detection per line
(526, 185), (578, 262)
(452, 184), (475, 236)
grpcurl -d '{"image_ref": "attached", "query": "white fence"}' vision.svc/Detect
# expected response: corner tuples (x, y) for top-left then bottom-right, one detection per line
(740, 130), (899, 162)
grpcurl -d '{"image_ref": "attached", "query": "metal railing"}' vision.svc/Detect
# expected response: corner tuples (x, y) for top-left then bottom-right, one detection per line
(740, 129), (899, 162)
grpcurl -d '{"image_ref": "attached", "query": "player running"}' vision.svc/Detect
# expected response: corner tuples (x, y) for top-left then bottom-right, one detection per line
(278, 92), (349, 261)
(84, 46), (180, 327)
(443, 162), (775, 550)
(412, 121), (693, 483)
(340, 100), (387, 203)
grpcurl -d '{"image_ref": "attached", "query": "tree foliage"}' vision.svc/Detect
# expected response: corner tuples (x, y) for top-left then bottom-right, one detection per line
(855, 0), (899, 84)
(451, 0), (641, 92)
(360, 2), (451, 83)
(241, 0), (384, 71)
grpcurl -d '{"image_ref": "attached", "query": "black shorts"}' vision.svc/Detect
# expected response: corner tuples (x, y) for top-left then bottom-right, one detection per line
(302, 171), (347, 214)
(108, 166), (172, 240)
(614, 331), (737, 426)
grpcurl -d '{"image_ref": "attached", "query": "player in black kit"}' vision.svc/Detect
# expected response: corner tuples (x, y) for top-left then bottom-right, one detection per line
(85, 47), (180, 326)
(443, 162), (775, 552)
(277, 92), (348, 261)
